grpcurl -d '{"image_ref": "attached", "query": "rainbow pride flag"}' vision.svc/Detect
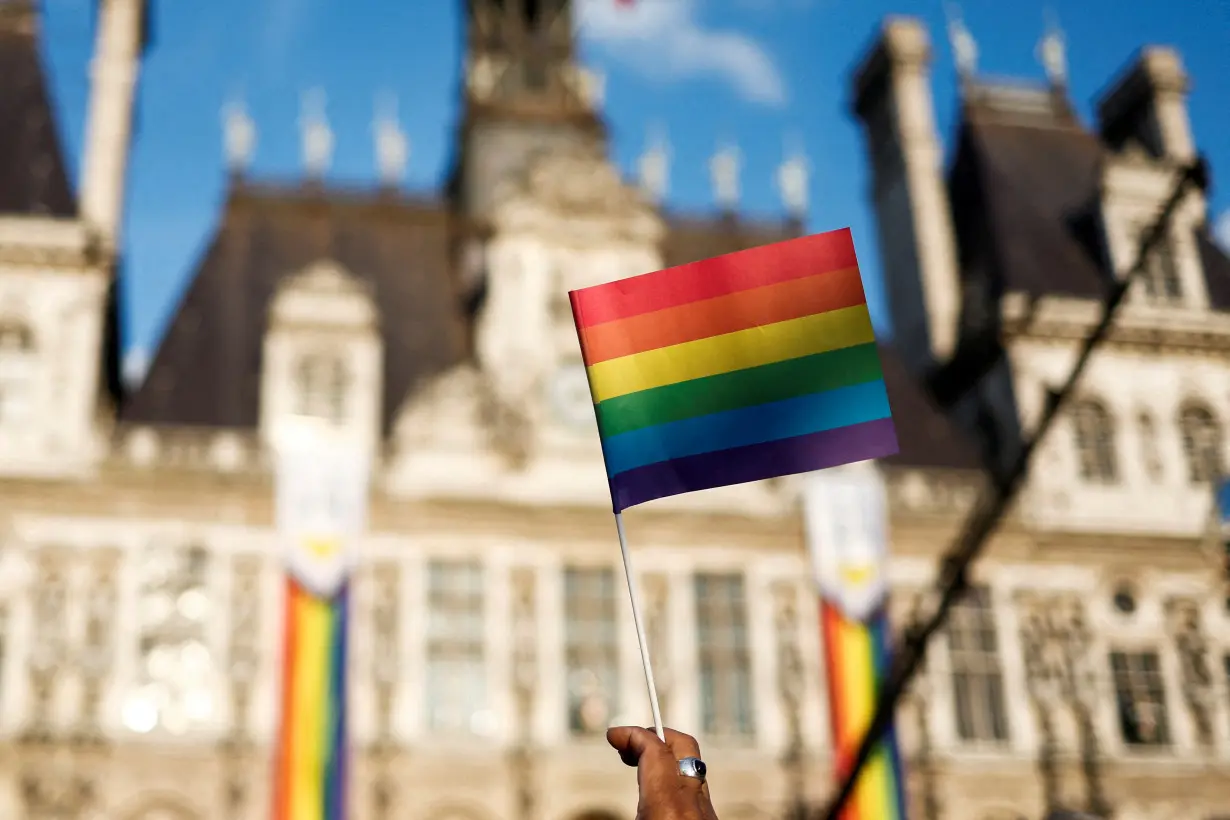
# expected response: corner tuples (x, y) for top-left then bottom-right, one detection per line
(804, 467), (906, 820)
(273, 580), (350, 820)
(822, 603), (907, 820)
(569, 228), (898, 511)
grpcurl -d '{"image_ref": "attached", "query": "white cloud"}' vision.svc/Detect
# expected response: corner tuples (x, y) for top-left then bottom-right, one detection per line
(123, 347), (150, 389)
(576, 0), (787, 107)
(1214, 210), (1230, 254)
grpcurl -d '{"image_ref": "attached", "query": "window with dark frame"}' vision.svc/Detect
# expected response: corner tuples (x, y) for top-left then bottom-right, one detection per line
(694, 573), (755, 739)
(563, 566), (620, 736)
(946, 585), (1011, 743)
(1178, 403), (1224, 485)
(294, 352), (350, 424)
(1071, 398), (1120, 484)
(1110, 649), (1170, 748)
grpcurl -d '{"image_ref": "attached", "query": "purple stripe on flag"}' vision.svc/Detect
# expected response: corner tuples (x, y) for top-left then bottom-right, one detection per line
(609, 417), (898, 512)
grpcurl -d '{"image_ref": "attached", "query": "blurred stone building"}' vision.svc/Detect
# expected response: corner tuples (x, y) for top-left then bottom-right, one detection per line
(0, 1), (1228, 820)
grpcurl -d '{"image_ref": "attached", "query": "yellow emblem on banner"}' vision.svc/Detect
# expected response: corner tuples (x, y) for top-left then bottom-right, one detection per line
(305, 538), (341, 559)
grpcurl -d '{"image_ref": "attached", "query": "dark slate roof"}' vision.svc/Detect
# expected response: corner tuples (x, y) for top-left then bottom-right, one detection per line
(662, 212), (801, 268)
(1197, 230), (1230, 308)
(120, 169), (983, 473)
(120, 183), (469, 431)
(947, 81), (1230, 310)
(879, 344), (983, 470)
(0, 1), (76, 217)
(124, 178), (809, 435)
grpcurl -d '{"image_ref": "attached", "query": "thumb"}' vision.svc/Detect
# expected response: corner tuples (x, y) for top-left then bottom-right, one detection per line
(606, 726), (678, 793)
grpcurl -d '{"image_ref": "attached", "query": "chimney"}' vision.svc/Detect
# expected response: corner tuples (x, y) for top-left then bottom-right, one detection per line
(1097, 47), (1194, 162)
(851, 17), (961, 372)
(80, 0), (149, 255)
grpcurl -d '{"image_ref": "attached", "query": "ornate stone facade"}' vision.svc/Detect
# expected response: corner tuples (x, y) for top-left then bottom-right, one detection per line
(3, 5), (1230, 820)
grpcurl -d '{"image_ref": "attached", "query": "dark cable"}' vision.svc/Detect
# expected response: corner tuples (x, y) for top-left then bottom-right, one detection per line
(819, 156), (1210, 820)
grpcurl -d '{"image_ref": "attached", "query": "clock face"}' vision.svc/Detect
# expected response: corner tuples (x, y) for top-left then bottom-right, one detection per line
(548, 365), (596, 431)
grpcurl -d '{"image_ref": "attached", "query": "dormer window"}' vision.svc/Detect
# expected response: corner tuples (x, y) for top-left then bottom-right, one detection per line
(294, 352), (350, 424)
(1178, 402), (1224, 484)
(261, 260), (383, 451)
(1130, 220), (1182, 303)
(0, 318), (36, 424)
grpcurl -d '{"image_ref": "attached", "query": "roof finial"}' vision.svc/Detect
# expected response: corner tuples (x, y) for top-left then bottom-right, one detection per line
(944, 2), (978, 81)
(222, 93), (256, 176)
(299, 88), (334, 179)
(776, 131), (809, 220)
(373, 92), (409, 188)
(709, 140), (741, 211)
(638, 122), (670, 203)
(1036, 8), (1068, 87)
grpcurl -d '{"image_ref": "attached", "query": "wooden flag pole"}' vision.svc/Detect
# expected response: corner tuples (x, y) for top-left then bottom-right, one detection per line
(614, 512), (667, 742)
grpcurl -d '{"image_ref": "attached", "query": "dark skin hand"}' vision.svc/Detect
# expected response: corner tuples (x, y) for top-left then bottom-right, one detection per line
(607, 726), (720, 820)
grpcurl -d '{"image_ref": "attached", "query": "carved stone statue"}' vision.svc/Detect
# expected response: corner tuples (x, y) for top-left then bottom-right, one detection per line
(24, 550), (68, 740)
(509, 567), (538, 820)
(76, 549), (119, 740)
(771, 582), (807, 820)
(370, 562), (401, 746)
(1165, 598), (1215, 748)
(1015, 592), (1108, 818)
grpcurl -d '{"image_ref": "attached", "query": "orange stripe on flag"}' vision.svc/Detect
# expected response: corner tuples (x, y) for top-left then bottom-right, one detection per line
(577, 265), (866, 365)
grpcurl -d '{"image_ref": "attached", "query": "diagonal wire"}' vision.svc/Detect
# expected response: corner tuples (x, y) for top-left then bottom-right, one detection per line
(819, 156), (1210, 820)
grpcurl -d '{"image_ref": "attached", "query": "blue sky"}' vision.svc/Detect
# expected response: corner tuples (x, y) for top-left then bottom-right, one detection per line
(38, 0), (1230, 380)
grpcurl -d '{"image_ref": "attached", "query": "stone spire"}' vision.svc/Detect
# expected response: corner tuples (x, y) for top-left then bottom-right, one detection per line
(222, 94), (256, 176)
(709, 141), (741, 211)
(373, 92), (409, 188)
(637, 122), (670, 203)
(299, 88), (334, 180)
(944, 2), (978, 82)
(79, 0), (149, 252)
(1036, 8), (1068, 88)
(775, 131), (809, 221)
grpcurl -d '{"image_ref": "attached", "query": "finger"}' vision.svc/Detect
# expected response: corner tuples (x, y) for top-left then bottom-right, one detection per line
(652, 728), (707, 795)
(606, 726), (679, 792)
(658, 727), (702, 761)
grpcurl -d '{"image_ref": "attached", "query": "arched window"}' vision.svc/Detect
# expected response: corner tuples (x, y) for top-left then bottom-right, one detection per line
(293, 352), (349, 424)
(1071, 398), (1119, 483)
(1178, 403), (1224, 484)
(0, 318), (36, 423)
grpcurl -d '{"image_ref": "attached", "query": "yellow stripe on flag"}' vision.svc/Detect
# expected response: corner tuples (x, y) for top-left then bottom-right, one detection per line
(585, 305), (875, 403)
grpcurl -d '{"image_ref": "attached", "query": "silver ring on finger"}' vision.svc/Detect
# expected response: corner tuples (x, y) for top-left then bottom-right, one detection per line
(677, 757), (707, 784)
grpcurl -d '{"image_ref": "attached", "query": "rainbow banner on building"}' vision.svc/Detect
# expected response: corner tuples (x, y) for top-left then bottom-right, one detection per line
(569, 228), (898, 512)
(275, 579), (350, 820)
(272, 421), (370, 820)
(804, 465), (907, 820)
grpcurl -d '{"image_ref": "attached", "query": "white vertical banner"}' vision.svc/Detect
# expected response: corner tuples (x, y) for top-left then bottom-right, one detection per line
(801, 461), (890, 623)
(274, 418), (372, 598)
